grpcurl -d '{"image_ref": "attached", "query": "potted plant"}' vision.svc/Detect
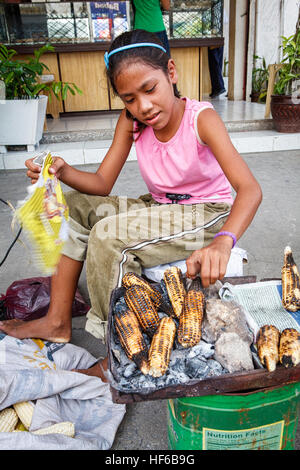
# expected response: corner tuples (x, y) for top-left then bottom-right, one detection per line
(250, 55), (268, 103)
(0, 43), (82, 152)
(271, 11), (300, 133)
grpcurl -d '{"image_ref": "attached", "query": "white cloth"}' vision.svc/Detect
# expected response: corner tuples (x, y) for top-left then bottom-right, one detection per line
(0, 334), (125, 450)
(143, 246), (247, 282)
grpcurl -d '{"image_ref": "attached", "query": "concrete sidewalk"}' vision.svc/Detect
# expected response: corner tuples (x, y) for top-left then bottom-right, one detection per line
(0, 149), (300, 449)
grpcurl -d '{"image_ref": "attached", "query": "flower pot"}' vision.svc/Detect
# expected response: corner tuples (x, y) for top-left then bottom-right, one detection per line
(250, 92), (260, 103)
(0, 95), (48, 152)
(270, 94), (300, 133)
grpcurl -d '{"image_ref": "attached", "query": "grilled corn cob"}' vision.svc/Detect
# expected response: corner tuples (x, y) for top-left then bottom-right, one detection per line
(115, 309), (149, 375)
(282, 246), (300, 312)
(256, 325), (280, 372)
(0, 408), (18, 432)
(32, 421), (75, 437)
(279, 328), (300, 368)
(177, 290), (204, 348)
(163, 267), (186, 318)
(13, 401), (34, 430)
(122, 272), (162, 309)
(125, 285), (160, 337)
(149, 317), (176, 377)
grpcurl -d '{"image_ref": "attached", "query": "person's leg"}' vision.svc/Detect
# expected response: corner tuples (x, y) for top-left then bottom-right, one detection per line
(208, 46), (225, 96)
(0, 255), (83, 342)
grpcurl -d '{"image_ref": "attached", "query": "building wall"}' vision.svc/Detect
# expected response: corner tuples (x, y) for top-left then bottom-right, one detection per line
(228, 0), (248, 100)
(228, 0), (298, 101)
(255, 0), (299, 65)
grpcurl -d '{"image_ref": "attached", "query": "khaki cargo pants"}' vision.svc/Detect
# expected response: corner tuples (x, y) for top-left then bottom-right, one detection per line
(62, 191), (231, 342)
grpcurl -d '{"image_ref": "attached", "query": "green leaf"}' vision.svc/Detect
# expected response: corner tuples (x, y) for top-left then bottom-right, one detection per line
(72, 83), (83, 95)
(0, 44), (80, 100)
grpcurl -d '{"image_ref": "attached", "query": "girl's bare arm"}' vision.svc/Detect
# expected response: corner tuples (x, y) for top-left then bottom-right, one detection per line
(25, 109), (133, 196)
(186, 109), (262, 285)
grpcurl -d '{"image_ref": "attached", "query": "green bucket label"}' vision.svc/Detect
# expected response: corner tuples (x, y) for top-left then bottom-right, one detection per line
(202, 420), (284, 450)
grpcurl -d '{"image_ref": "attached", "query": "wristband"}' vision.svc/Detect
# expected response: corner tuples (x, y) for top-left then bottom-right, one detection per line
(213, 231), (237, 248)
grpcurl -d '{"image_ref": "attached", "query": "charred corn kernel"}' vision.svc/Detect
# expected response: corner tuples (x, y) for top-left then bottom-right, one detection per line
(279, 328), (300, 368)
(149, 316), (176, 377)
(177, 290), (204, 348)
(13, 401), (34, 430)
(115, 309), (149, 375)
(0, 408), (18, 432)
(122, 272), (162, 309)
(282, 246), (300, 312)
(256, 325), (280, 372)
(125, 285), (160, 338)
(32, 421), (75, 437)
(163, 267), (186, 319)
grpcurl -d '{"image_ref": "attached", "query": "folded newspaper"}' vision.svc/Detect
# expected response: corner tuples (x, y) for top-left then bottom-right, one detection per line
(15, 151), (69, 274)
(219, 279), (300, 340)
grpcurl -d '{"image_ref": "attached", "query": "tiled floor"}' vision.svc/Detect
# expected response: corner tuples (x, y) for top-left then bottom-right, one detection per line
(44, 97), (268, 134)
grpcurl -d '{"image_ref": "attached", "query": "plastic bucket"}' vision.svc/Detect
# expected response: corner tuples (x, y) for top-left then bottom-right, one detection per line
(167, 382), (300, 450)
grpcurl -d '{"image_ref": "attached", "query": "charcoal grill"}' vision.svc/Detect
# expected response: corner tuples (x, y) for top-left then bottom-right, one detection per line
(107, 276), (300, 404)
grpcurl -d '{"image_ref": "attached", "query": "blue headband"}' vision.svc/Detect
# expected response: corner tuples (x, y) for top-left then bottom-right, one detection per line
(104, 42), (167, 69)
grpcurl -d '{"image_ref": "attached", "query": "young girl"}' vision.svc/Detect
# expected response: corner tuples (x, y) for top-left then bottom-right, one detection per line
(0, 29), (262, 379)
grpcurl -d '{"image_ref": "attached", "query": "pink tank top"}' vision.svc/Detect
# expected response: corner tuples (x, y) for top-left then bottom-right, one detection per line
(134, 97), (233, 205)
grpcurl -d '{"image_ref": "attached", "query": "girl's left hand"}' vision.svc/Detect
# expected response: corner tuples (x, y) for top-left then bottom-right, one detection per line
(186, 238), (233, 287)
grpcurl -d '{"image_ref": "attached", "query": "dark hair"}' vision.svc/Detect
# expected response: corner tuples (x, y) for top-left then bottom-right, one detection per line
(106, 29), (180, 133)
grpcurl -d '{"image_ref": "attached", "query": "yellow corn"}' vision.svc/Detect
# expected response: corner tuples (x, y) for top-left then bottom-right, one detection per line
(13, 401), (34, 430)
(32, 421), (75, 437)
(256, 325), (280, 372)
(163, 267), (186, 318)
(115, 309), (149, 375)
(177, 290), (204, 348)
(125, 285), (160, 337)
(279, 328), (300, 368)
(122, 272), (162, 309)
(0, 408), (18, 432)
(15, 420), (27, 432)
(282, 246), (300, 312)
(149, 317), (176, 377)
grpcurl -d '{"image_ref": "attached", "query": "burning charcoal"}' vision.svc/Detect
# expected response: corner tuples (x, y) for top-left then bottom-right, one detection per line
(187, 341), (215, 360)
(165, 372), (190, 386)
(206, 359), (227, 377)
(169, 357), (186, 374)
(117, 377), (133, 391)
(185, 357), (209, 379)
(133, 375), (157, 391)
(114, 296), (127, 314)
(118, 349), (132, 367)
(123, 362), (138, 378)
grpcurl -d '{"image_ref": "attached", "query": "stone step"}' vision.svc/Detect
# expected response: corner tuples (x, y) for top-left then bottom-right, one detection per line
(40, 119), (275, 145)
(1, 129), (299, 170)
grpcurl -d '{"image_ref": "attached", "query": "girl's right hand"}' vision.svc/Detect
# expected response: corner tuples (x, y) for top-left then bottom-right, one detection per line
(25, 156), (66, 184)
